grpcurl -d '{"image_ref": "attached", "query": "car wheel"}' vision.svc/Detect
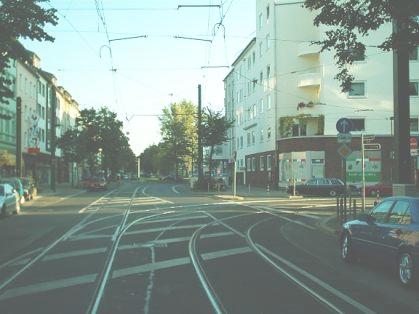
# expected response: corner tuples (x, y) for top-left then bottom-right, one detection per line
(329, 190), (337, 197)
(398, 252), (415, 287)
(341, 233), (355, 263)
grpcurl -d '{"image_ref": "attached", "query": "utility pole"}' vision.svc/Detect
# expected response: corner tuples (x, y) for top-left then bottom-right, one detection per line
(137, 156), (141, 179)
(392, 17), (411, 186)
(16, 97), (22, 177)
(50, 87), (57, 192)
(197, 84), (203, 181)
(361, 134), (366, 213)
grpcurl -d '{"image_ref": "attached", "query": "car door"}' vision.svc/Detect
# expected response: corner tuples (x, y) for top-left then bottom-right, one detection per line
(375, 200), (412, 265)
(315, 178), (329, 196)
(4, 185), (13, 214)
(299, 179), (317, 195)
(351, 200), (395, 258)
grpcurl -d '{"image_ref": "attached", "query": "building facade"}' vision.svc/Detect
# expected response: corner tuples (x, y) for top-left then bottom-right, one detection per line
(224, 0), (419, 188)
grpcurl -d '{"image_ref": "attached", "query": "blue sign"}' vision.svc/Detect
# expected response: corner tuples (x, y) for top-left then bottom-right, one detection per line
(336, 118), (353, 134)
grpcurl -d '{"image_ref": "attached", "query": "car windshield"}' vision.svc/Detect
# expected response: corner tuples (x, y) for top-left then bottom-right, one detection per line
(1, 1), (418, 313)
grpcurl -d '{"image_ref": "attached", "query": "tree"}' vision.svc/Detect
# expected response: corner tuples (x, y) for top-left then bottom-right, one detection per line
(0, 0), (58, 103)
(304, 0), (419, 91)
(201, 108), (234, 177)
(59, 107), (137, 179)
(159, 101), (197, 179)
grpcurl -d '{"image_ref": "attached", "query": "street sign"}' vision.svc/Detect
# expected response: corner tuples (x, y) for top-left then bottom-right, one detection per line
(363, 135), (375, 142)
(337, 144), (352, 159)
(410, 138), (417, 156)
(336, 118), (353, 134)
(337, 133), (352, 144)
(364, 143), (381, 151)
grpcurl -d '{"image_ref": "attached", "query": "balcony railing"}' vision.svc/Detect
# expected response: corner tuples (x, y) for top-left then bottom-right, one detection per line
(298, 42), (321, 57)
(298, 71), (321, 88)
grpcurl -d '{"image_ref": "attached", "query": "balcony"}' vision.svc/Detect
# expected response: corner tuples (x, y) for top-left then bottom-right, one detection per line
(298, 72), (321, 88)
(298, 42), (320, 57)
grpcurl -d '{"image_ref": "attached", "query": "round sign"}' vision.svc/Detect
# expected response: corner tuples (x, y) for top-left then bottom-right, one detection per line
(336, 118), (353, 134)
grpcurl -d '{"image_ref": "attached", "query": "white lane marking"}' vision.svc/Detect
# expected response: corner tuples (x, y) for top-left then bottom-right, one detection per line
(205, 212), (375, 314)
(171, 185), (180, 194)
(112, 246), (252, 279)
(0, 245), (252, 302)
(143, 247), (156, 314)
(254, 206), (316, 230)
(78, 189), (117, 213)
(0, 248), (44, 271)
(0, 274), (97, 301)
(68, 234), (112, 241)
(149, 231), (234, 246)
(35, 190), (87, 208)
(273, 209), (321, 220)
(124, 224), (206, 236)
(75, 224), (120, 237)
(42, 248), (107, 262)
(141, 185), (174, 204)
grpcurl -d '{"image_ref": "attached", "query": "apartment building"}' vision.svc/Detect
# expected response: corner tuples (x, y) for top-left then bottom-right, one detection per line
(0, 48), (81, 185)
(224, 0), (419, 188)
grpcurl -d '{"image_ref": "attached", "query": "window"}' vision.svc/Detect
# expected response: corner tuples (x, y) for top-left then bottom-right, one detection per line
(409, 46), (418, 61)
(237, 137), (240, 149)
(37, 103), (42, 115)
(349, 48), (365, 61)
(38, 81), (41, 94)
(247, 133), (251, 146)
(410, 118), (418, 132)
(258, 13), (263, 30)
(260, 72), (263, 87)
(252, 51), (256, 64)
(267, 155), (272, 171)
(266, 5), (270, 22)
(388, 201), (411, 224)
(260, 98), (264, 113)
(253, 104), (257, 118)
(41, 129), (45, 142)
(252, 79), (256, 92)
(266, 65), (270, 78)
(260, 129), (264, 142)
(349, 118), (365, 131)
(266, 34), (270, 50)
(292, 124), (299, 137)
(409, 81), (418, 96)
(348, 82), (366, 97)
(42, 107), (45, 119)
(267, 94), (271, 110)
(251, 131), (255, 144)
(247, 58), (251, 70)
(247, 158), (251, 171)
(252, 157), (256, 171)
(267, 127), (272, 140)
(260, 156), (265, 171)
(369, 201), (394, 223)
(240, 136), (243, 148)
(259, 42), (263, 57)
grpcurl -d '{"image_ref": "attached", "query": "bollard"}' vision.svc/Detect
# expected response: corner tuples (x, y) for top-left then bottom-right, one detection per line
(336, 197), (340, 221)
(267, 184), (270, 194)
(339, 198), (344, 223)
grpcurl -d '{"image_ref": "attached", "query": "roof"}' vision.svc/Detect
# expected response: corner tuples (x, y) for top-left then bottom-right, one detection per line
(231, 37), (256, 67)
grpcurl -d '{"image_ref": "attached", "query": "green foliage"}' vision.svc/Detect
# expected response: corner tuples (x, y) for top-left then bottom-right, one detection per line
(0, 0), (58, 102)
(279, 114), (324, 137)
(58, 107), (136, 178)
(304, 0), (419, 91)
(159, 100), (197, 178)
(201, 108), (234, 177)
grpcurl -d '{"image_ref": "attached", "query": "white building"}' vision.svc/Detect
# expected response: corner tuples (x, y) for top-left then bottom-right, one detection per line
(224, 0), (419, 187)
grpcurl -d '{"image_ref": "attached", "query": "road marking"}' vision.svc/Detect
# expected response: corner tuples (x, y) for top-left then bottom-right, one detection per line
(78, 189), (117, 213)
(141, 185), (174, 204)
(255, 206), (316, 230)
(124, 224), (206, 236)
(0, 248), (44, 271)
(205, 212), (375, 314)
(171, 185), (181, 194)
(0, 274), (97, 301)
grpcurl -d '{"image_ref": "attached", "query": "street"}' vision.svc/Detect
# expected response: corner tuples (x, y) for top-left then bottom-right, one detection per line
(0, 181), (418, 314)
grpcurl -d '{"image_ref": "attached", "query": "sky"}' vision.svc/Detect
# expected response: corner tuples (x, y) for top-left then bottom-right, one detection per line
(23, 0), (256, 155)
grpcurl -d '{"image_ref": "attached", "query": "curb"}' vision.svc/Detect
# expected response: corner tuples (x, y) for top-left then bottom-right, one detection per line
(213, 195), (244, 201)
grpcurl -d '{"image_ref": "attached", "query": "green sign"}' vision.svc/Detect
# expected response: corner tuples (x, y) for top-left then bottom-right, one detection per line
(346, 150), (381, 183)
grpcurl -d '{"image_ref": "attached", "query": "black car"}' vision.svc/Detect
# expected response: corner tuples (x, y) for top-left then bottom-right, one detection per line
(287, 178), (356, 197)
(340, 197), (419, 286)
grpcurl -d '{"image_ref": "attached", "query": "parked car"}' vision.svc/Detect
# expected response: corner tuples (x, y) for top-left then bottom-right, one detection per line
(340, 196), (419, 286)
(364, 183), (393, 197)
(0, 177), (24, 203)
(0, 183), (20, 217)
(87, 178), (108, 191)
(20, 177), (37, 201)
(286, 178), (356, 197)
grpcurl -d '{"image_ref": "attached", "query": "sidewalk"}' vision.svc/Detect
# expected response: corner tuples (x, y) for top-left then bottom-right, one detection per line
(35, 183), (85, 199)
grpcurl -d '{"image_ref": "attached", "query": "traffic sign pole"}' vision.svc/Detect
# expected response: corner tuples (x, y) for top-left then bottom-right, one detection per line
(362, 134), (366, 213)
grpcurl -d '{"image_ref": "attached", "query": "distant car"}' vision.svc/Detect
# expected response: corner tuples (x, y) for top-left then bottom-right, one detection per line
(0, 183), (20, 217)
(364, 184), (393, 197)
(122, 174), (129, 180)
(20, 177), (37, 201)
(287, 178), (356, 197)
(340, 196), (419, 287)
(87, 178), (108, 191)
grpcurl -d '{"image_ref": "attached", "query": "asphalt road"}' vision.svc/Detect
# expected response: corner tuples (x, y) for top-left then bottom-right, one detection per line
(0, 181), (418, 314)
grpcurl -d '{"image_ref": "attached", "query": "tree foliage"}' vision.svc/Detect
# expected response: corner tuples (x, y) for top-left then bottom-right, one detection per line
(202, 108), (234, 177)
(58, 107), (136, 178)
(0, 0), (58, 102)
(304, 0), (419, 91)
(159, 100), (197, 179)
